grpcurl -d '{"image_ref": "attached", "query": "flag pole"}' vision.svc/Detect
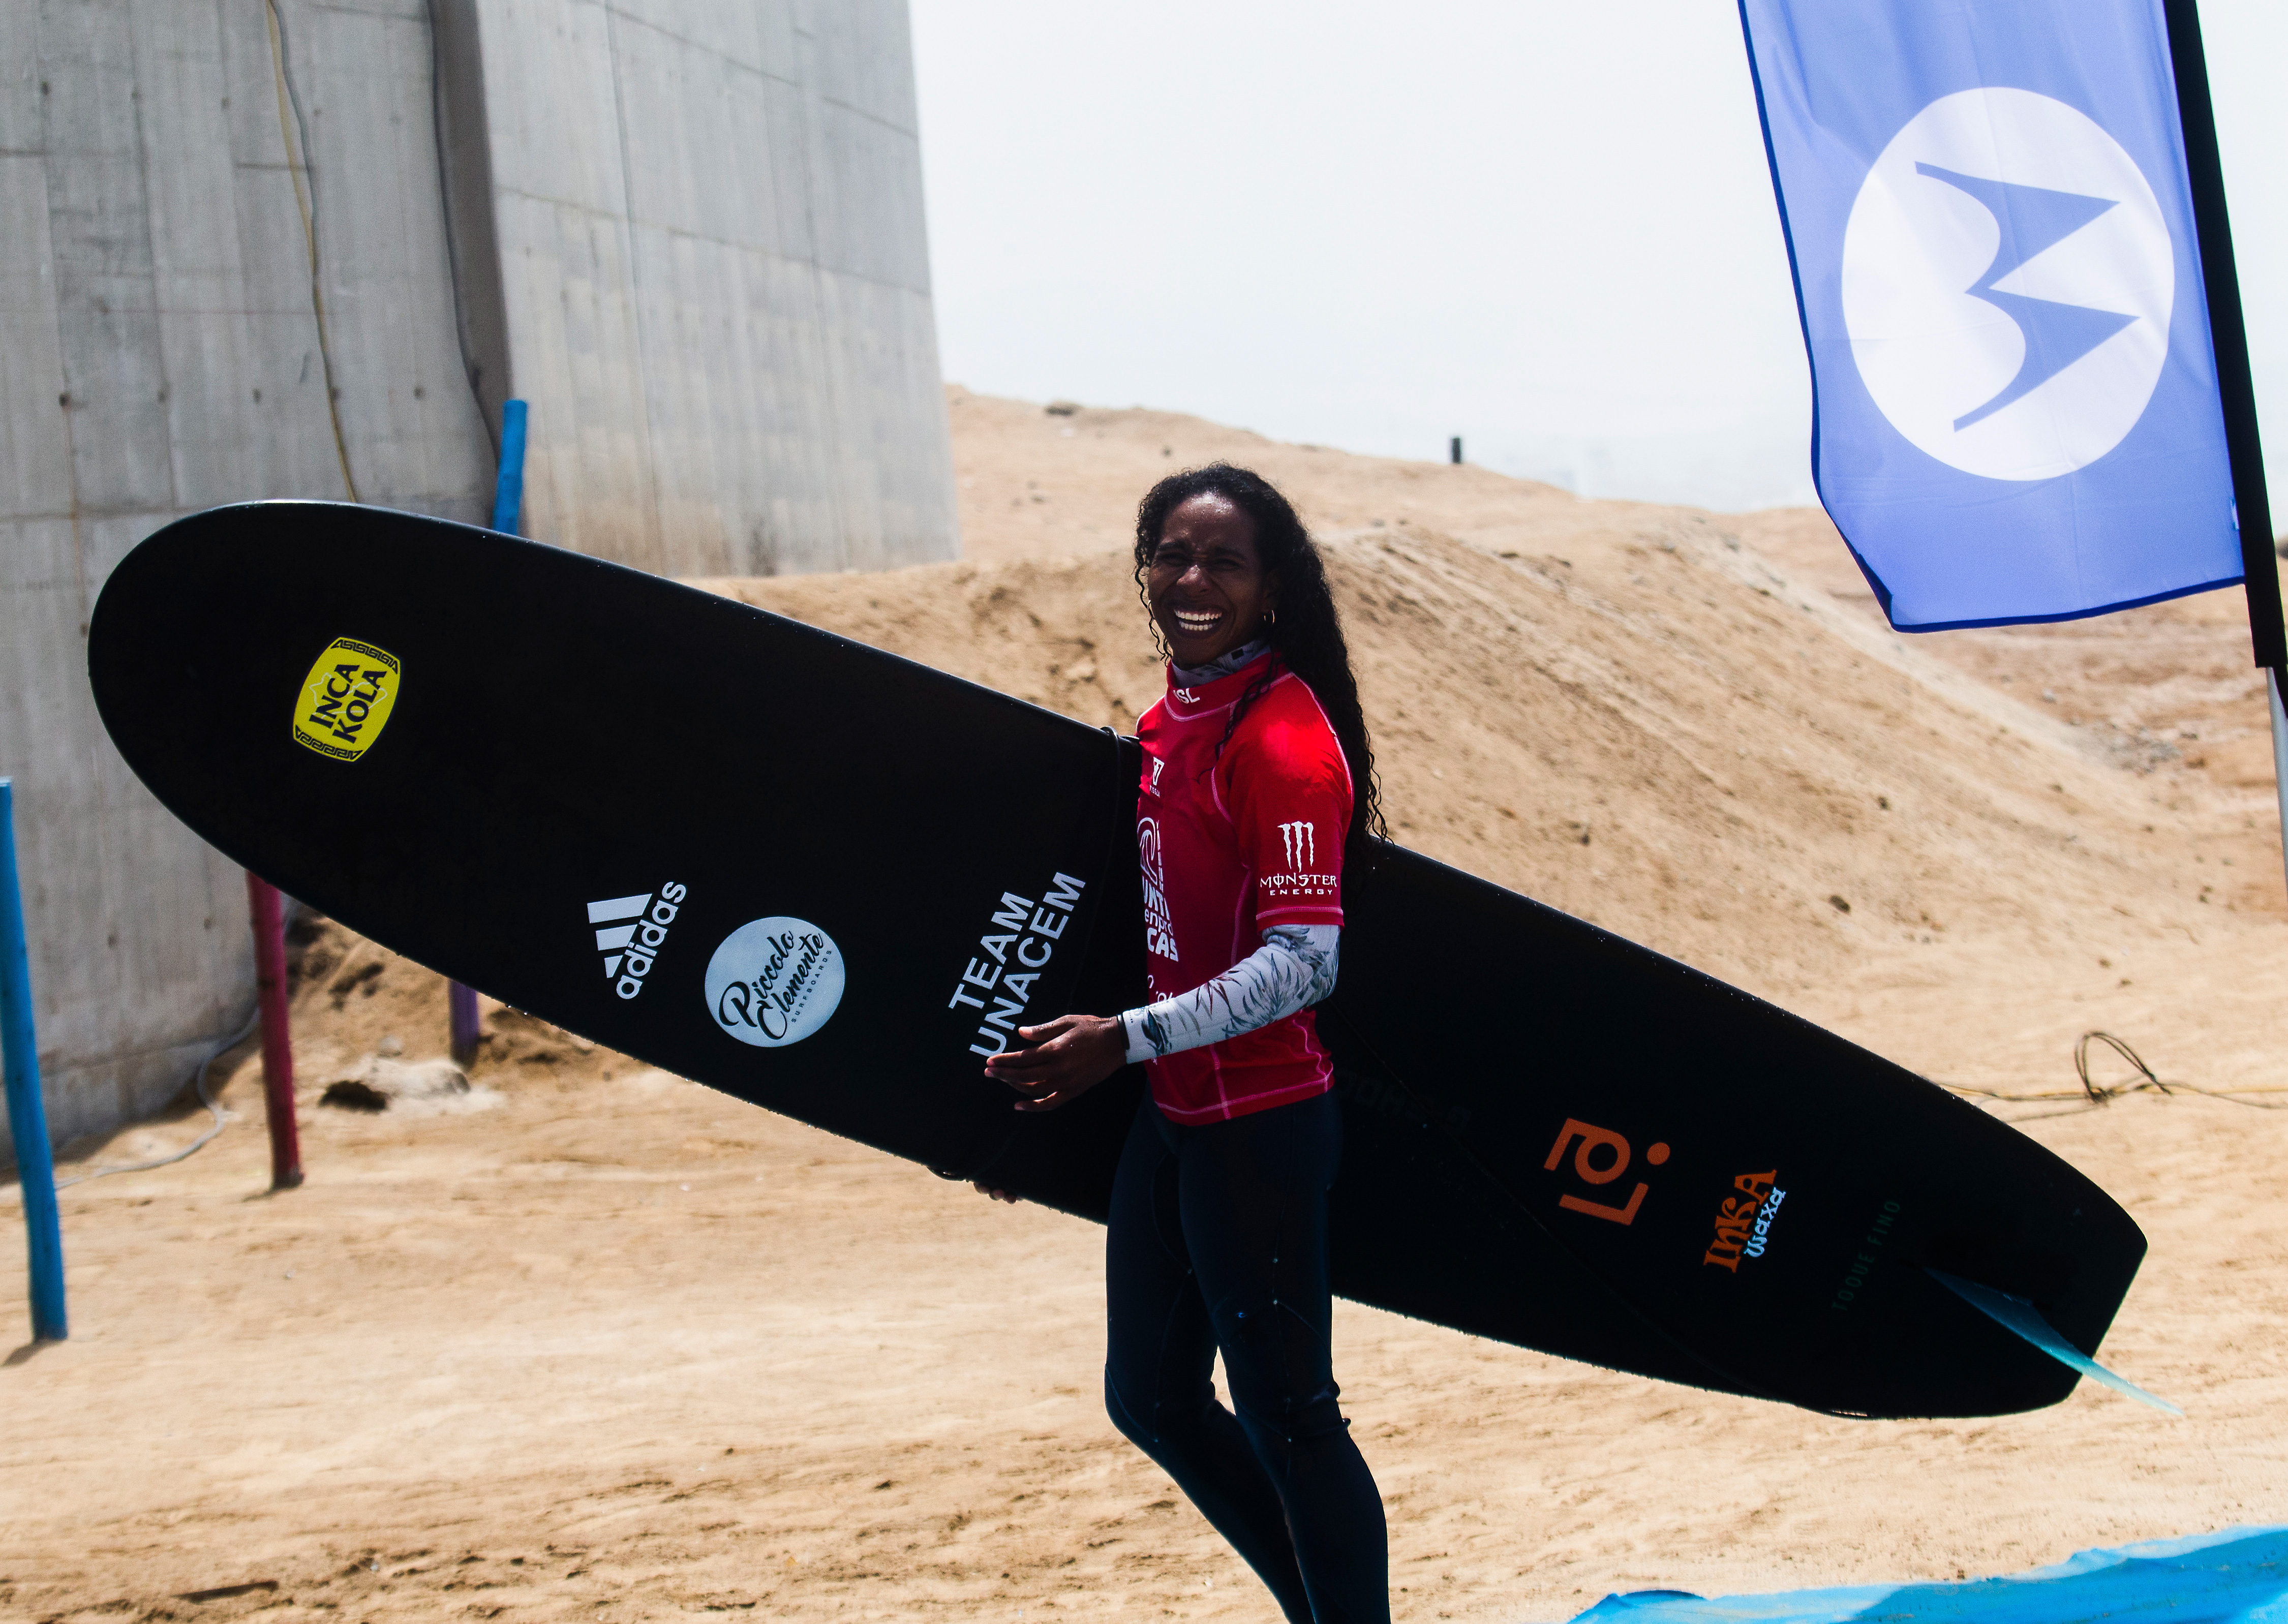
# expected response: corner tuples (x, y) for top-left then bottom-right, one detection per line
(2162, 0), (2288, 894)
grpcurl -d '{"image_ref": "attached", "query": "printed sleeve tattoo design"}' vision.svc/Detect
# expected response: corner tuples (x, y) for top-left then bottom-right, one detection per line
(1119, 924), (1339, 1064)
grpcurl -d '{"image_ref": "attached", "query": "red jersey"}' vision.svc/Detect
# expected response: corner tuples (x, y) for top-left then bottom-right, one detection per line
(1135, 652), (1353, 1124)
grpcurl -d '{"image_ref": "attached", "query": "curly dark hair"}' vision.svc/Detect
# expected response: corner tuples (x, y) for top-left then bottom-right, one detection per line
(1134, 464), (1387, 857)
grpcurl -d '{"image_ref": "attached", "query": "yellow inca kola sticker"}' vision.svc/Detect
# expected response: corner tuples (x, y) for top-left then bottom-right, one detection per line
(291, 637), (401, 761)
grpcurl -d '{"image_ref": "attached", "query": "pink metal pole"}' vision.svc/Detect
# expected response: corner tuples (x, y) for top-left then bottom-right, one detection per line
(244, 873), (303, 1190)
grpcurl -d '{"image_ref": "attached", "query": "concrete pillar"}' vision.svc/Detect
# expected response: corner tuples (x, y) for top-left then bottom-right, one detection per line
(1, 0), (493, 1158)
(447, 0), (959, 576)
(2, 1), (956, 1158)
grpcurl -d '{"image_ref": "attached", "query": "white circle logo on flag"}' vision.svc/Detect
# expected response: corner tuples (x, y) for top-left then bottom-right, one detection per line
(705, 916), (845, 1048)
(1841, 87), (2173, 482)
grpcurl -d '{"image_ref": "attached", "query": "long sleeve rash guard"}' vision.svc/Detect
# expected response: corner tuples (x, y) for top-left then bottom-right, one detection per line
(1118, 923), (1340, 1064)
(1125, 646), (1353, 1124)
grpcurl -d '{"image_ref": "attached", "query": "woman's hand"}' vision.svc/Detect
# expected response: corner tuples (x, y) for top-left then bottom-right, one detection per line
(983, 1013), (1126, 1112)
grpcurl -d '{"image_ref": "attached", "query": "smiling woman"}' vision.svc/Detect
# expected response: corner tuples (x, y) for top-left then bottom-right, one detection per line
(975, 465), (1393, 1622)
(1146, 491), (1276, 663)
(1131, 466), (1385, 853)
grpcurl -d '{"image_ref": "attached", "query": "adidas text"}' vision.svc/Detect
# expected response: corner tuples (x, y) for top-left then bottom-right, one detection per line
(589, 882), (688, 999)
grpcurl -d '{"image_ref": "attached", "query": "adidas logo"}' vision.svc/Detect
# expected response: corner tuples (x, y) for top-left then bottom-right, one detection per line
(588, 882), (687, 1000)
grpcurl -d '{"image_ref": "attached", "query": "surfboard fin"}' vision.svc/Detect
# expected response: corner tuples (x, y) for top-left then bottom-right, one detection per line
(1927, 1268), (2181, 1417)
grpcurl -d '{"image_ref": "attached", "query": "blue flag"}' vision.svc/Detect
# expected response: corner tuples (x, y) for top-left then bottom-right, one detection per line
(1737, 0), (2244, 630)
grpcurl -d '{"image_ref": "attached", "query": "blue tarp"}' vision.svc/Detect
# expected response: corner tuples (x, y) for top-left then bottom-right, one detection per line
(1571, 1527), (2288, 1624)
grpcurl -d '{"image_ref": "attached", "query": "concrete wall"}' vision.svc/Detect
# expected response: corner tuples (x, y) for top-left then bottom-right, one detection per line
(3, 0), (956, 1157)
(456, 0), (959, 575)
(1, 0), (494, 1158)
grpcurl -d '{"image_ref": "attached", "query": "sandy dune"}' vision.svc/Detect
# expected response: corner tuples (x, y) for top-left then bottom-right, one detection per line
(4, 389), (2286, 1622)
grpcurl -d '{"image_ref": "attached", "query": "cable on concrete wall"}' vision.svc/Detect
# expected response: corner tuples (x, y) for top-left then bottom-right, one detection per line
(263, 0), (362, 503)
(53, 1012), (259, 1189)
(426, 0), (500, 464)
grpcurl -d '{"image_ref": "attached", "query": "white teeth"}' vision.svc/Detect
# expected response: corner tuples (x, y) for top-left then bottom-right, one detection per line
(1175, 611), (1219, 627)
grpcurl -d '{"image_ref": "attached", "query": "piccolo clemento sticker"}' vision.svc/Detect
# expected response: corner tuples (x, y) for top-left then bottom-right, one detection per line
(291, 637), (402, 761)
(706, 917), (845, 1048)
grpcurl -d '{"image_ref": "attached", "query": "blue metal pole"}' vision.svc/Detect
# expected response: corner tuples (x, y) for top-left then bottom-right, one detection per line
(0, 780), (66, 1342)
(492, 398), (528, 535)
(450, 400), (530, 1063)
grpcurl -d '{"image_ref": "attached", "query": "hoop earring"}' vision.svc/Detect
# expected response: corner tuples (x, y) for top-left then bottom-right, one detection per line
(1264, 608), (1277, 627)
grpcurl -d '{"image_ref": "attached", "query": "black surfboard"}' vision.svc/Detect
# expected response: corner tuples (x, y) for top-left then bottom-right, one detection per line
(88, 502), (2147, 1419)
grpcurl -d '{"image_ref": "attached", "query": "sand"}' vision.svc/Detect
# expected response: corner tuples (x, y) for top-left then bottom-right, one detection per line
(4, 388), (2287, 1622)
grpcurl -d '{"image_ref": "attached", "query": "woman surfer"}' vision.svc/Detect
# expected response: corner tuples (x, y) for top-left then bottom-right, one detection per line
(981, 465), (1392, 1622)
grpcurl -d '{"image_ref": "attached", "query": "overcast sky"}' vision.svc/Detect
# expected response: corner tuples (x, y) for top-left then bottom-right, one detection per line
(908, 1), (2288, 518)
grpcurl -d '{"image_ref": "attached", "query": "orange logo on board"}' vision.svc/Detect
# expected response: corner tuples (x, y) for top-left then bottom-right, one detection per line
(1703, 1171), (1779, 1273)
(1543, 1118), (1670, 1227)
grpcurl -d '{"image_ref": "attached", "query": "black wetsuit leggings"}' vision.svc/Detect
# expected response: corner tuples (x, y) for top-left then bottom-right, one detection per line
(1104, 1089), (1389, 1623)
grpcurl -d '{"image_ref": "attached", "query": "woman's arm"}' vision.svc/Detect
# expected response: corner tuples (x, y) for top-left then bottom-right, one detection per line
(1119, 924), (1339, 1062)
(980, 924), (1340, 1116)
